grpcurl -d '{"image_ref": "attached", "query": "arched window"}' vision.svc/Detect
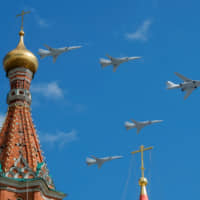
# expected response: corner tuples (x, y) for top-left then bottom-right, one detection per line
(17, 197), (23, 200)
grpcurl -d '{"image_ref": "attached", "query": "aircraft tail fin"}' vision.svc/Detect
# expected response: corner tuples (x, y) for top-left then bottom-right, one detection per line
(124, 121), (134, 130)
(166, 81), (179, 89)
(100, 58), (112, 68)
(86, 157), (95, 166)
(38, 49), (48, 59)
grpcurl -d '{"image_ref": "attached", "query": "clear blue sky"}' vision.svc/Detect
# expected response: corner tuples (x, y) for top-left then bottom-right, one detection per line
(0, 0), (200, 200)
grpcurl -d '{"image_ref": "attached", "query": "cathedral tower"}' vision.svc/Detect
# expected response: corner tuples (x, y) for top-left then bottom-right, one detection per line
(0, 12), (66, 200)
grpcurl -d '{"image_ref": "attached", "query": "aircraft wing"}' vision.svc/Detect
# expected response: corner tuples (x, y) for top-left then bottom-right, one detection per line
(184, 88), (195, 99)
(97, 162), (103, 169)
(106, 54), (113, 60)
(68, 46), (82, 51)
(44, 44), (53, 51)
(113, 64), (119, 72)
(91, 155), (97, 159)
(174, 72), (191, 82)
(111, 156), (123, 160)
(137, 127), (142, 134)
(131, 119), (138, 124)
(152, 120), (163, 124)
(128, 56), (141, 61)
(53, 55), (58, 63)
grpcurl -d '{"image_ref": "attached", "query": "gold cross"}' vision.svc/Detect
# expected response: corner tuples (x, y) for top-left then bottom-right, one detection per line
(16, 10), (31, 31)
(131, 145), (153, 178)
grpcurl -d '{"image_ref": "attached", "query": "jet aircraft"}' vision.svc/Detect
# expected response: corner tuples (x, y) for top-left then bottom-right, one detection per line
(38, 44), (82, 63)
(100, 54), (141, 72)
(166, 72), (200, 99)
(86, 155), (123, 169)
(125, 119), (163, 134)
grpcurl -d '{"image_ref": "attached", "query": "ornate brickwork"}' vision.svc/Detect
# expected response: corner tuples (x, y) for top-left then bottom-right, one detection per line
(0, 104), (43, 174)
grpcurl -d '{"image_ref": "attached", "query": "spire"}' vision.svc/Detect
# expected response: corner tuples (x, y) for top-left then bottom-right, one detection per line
(131, 145), (153, 200)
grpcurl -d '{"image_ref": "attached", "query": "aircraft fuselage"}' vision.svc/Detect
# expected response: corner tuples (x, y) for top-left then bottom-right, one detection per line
(179, 81), (200, 91)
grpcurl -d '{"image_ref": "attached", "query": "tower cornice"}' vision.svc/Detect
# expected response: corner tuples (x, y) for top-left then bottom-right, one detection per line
(0, 176), (66, 199)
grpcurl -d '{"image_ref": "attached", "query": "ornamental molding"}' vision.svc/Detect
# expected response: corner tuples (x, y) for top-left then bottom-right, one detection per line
(9, 102), (30, 108)
(10, 77), (31, 83)
(36, 162), (55, 189)
(3, 154), (55, 190)
(0, 176), (66, 199)
(7, 88), (32, 104)
(5, 154), (36, 179)
(8, 67), (33, 78)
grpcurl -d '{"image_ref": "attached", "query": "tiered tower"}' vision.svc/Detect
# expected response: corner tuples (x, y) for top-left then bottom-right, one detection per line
(0, 12), (66, 200)
(131, 145), (152, 200)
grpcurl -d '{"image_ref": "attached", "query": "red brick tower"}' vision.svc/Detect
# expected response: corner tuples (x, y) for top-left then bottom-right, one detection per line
(0, 13), (66, 200)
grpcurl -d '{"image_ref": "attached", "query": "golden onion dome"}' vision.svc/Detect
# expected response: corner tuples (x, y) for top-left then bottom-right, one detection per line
(3, 30), (38, 74)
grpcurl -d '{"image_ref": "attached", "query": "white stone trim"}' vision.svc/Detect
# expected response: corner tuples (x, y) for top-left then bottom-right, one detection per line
(9, 77), (31, 83)
(0, 177), (66, 199)
(8, 68), (33, 78)
(7, 89), (31, 104)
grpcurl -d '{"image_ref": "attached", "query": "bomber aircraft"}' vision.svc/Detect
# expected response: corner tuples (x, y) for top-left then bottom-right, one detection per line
(86, 155), (123, 169)
(166, 72), (200, 99)
(100, 54), (141, 72)
(38, 44), (82, 63)
(125, 119), (163, 134)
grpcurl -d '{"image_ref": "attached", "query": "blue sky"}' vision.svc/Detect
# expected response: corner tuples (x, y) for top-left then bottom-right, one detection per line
(1, 0), (200, 200)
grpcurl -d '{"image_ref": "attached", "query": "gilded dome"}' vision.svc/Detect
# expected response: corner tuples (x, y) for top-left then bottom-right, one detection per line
(3, 30), (38, 74)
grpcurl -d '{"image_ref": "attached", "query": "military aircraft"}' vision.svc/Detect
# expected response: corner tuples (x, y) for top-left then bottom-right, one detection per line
(166, 72), (200, 99)
(38, 44), (82, 63)
(125, 119), (163, 134)
(86, 155), (123, 169)
(100, 54), (141, 72)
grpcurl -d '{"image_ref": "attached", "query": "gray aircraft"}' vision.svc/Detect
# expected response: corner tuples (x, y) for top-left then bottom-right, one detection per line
(100, 54), (141, 72)
(86, 155), (123, 169)
(166, 72), (200, 99)
(125, 119), (163, 134)
(38, 44), (82, 63)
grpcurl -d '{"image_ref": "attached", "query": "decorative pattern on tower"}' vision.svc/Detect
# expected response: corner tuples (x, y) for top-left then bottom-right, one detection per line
(0, 26), (54, 189)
